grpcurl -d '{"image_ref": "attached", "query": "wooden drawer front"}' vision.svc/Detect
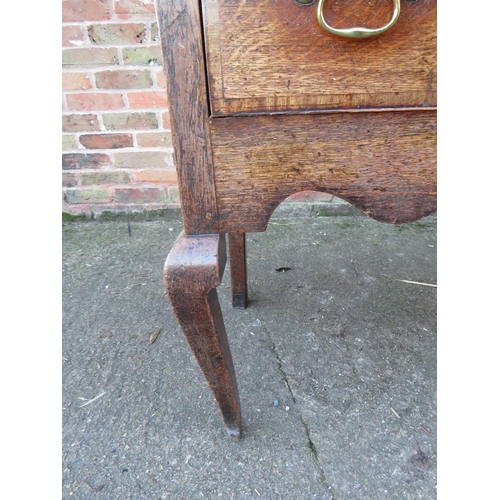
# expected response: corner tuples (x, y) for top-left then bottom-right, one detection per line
(203, 0), (436, 116)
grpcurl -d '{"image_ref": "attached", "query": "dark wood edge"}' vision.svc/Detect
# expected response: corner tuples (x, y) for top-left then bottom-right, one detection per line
(210, 94), (437, 117)
(228, 233), (248, 308)
(156, 0), (219, 234)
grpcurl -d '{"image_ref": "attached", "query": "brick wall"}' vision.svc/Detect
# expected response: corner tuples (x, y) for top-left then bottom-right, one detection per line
(62, 0), (333, 219)
(62, 0), (178, 217)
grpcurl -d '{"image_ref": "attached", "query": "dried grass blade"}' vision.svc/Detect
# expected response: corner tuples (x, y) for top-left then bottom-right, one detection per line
(390, 407), (401, 418)
(79, 391), (106, 408)
(149, 326), (163, 344)
(397, 279), (437, 288)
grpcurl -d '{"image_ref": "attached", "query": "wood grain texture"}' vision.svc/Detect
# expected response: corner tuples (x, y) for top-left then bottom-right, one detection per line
(165, 232), (241, 439)
(210, 110), (437, 232)
(228, 233), (248, 308)
(157, 0), (219, 233)
(203, 0), (436, 115)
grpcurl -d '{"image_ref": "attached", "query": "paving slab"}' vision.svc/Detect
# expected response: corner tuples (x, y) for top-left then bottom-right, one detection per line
(62, 212), (437, 499)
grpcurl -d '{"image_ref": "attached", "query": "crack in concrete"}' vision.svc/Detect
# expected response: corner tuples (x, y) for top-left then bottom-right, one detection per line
(259, 317), (337, 500)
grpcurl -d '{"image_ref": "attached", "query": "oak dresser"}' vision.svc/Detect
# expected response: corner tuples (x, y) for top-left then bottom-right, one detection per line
(156, 0), (436, 439)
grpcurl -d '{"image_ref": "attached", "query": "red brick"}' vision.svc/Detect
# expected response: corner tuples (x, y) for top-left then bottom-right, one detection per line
(161, 110), (171, 128)
(62, 114), (100, 132)
(95, 70), (152, 89)
(62, 0), (111, 22)
(80, 171), (131, 186)
(114, 0), (156, 20)
(88, 23), (146, 45)
(62, 72), (92, 91)
(62, 172), (79, 187)
(154, 68), (166, 88)
(135, 131), (172, 147)
(167, 186), (180, 203)
(121, 46), (162, 66)
(62, 153), (111, 170)
(64, 187), (112, 204)
(134, 169), (177, 183)
(164, 150), (174, 167)
(114, 187), (166, 204)
(285, 191), (334, 202)
(62, 25), (84, 47)
(62, 135), (78, 150)
(128, 91), (168, 109)
(79, 133), (134, 149)
(102, 112), (158, 130)
(114, 151), (170, 168)
(66, 93), (125, 111)
(150, 22), (159, 43)
(62, 48), (119, 67)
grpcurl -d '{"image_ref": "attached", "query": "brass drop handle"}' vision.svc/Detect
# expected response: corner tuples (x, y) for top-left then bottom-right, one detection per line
(317, 0), (401, 39)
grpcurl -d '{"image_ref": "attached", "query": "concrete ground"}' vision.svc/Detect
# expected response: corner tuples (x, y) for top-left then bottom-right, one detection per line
(62, 209), (437, 500)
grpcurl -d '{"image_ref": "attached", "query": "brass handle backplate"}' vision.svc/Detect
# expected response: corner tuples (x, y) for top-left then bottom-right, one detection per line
(317, 0), (401, 39)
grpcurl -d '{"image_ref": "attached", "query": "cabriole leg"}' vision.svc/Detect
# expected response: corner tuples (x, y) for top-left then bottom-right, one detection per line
(164, 232), (241, 440)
